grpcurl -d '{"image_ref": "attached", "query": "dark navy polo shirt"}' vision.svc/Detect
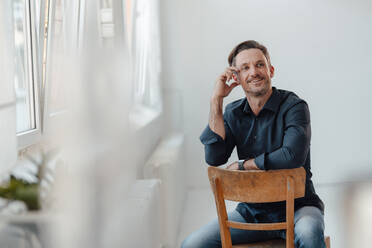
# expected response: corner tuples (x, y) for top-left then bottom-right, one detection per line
(200, 87), (324, 223)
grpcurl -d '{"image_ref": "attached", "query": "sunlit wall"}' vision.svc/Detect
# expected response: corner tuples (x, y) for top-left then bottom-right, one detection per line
(161, 0), (372, 187)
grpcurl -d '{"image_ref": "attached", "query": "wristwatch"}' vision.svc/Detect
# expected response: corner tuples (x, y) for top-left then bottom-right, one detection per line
(238, 159), (245, 170)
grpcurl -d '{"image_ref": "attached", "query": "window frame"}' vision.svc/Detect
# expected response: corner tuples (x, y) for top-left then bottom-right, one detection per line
(16, 0), (43, 150)
(41, 0), (65, 133)
(127, 0), (163, 129)
(42, 0), (84, 133)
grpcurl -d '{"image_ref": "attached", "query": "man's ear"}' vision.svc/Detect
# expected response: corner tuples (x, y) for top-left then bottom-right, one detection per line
(270, 65), (275, 78)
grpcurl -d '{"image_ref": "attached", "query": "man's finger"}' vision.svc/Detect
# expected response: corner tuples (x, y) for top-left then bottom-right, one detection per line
(225, 71), (233, 81)
(231, 82), (240, 87)
(228, 66), (238, 71)
(228, 67), (240, 74)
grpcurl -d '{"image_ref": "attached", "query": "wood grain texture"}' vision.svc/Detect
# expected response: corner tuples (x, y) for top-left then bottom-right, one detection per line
(208, 167), (308, 248)
(208, 167), (332, 248)
(213, 177), (232, 247)
(286, 177), (295, 248)
(227, 221), (286, 231)
(208, 167), (306, 203)
(325, 236), (331, 248)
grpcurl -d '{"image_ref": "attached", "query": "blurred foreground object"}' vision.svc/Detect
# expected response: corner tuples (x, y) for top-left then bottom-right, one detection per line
(0, 148), (59, 212)
(346, 181), (372, 248)
(0, 176), (39, 210)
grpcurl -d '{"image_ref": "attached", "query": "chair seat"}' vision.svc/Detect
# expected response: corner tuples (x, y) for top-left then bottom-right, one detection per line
(232, 236), (330, 248)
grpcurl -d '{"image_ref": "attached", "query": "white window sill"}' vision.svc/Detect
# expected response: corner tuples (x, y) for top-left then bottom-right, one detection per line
(17, 128), (42, 151)
(129, 105), (161, 130)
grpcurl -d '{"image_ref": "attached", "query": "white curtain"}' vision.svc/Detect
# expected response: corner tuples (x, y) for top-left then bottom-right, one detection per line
(45, 1), (137, 247)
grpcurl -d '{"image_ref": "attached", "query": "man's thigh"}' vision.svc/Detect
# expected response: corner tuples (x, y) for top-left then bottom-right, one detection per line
(181, 210), (278, 248)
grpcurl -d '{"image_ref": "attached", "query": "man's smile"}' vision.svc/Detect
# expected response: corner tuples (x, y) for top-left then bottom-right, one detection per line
(247, 78), (264, 85)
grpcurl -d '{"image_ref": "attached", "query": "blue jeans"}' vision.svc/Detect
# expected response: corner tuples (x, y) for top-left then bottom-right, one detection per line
(181, 206), (325, 248)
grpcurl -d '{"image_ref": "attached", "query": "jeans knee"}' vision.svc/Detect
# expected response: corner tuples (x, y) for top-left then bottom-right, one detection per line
(181, 237), (197, 248)
(181, 234), (220, 248)
(295, 216), (325, 248)
(180, 238), (192, 248)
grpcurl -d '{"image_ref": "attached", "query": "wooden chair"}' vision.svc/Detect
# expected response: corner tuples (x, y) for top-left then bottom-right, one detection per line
(208, 167), (331, 248)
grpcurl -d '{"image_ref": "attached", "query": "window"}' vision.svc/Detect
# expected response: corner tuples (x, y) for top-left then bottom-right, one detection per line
(40, 0), (87, 139)
(43, 0), (85, 121)
(44, 0), (67, 117)
(13, 0), (36, 133)
(128, 0), (162, 127)
(133, 0), (162, 109)
(99, 0), (115, 40)
(13, 0), (42, 148)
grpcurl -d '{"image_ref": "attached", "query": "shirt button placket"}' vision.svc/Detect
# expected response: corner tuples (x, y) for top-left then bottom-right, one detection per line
(253, 116), (258, 141)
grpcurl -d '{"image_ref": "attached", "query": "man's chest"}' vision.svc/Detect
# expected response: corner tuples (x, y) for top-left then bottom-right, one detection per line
(229, 113), (285, 158)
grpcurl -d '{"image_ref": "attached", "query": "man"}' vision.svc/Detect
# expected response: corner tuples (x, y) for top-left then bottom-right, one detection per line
(181, 40), (325, 248)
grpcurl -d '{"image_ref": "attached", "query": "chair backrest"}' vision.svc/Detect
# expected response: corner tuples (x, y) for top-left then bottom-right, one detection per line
(208, 167), (306, 203)
(207, 167), (306, 248)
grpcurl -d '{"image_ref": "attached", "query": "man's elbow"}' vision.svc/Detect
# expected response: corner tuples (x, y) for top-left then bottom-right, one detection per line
(282, 146), (307, 168)
(204, 147), (229, 166)
(205, 156), (228, 166)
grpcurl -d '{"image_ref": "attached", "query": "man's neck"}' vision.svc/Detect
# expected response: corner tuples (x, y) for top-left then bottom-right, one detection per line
(246, 87), (273, 116)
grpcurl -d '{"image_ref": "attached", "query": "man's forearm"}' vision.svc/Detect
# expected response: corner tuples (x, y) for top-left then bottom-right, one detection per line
(209, 96), (225, 140)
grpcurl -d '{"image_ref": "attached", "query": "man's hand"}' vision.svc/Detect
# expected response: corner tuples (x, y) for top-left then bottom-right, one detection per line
(212, 67), (240, 99)
(209, 67), (240, 140)
(244, 159), (260, 170)
(226, 159), (260, 170)
(226, 161), (239, 170)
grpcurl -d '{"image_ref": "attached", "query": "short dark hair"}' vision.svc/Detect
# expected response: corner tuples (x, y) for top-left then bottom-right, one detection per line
(228, 40), (271, 66)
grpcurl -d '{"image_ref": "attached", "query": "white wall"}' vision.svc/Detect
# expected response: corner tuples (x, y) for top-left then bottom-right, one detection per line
(161, 0), (372, 187)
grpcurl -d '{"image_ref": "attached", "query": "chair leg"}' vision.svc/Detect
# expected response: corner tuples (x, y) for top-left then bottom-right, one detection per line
(325, 236), (330, 248)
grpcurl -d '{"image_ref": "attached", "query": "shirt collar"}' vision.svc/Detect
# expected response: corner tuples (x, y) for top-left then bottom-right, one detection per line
(242, 87), (281, 115)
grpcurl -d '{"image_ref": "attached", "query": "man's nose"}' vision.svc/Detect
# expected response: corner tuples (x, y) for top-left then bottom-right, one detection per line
(249, 66), (259, 77)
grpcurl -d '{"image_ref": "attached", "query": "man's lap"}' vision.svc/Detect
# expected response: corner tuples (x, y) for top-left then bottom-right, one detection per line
(181, 206), (325, 248)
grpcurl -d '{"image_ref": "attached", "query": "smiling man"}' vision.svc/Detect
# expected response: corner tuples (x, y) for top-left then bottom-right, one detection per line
(181, 40), (325, 248)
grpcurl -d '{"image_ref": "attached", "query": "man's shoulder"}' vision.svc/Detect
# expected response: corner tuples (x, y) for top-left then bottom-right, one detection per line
(277, 88), (307, 109)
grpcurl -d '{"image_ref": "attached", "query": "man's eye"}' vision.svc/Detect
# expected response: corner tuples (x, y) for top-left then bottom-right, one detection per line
(242, 66), (249, 71)
(257, 63), (264, 67)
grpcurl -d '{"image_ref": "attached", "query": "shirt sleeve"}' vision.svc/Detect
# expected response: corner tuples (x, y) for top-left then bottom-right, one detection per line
(200, 117), (236, 166)
(254, 102), (311, 170)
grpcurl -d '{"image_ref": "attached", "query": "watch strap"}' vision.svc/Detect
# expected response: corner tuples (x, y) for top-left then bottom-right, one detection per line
(238, 159), (245, 170)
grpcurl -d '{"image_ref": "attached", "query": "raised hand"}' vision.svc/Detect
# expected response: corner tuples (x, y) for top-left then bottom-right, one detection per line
(212, 67), (240, 99)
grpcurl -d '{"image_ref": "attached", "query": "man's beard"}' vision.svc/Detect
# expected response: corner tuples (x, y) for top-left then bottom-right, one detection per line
(245, 78), (271, 97)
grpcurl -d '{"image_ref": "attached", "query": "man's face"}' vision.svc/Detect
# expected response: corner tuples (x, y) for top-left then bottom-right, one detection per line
(234, 48), (274, 97)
